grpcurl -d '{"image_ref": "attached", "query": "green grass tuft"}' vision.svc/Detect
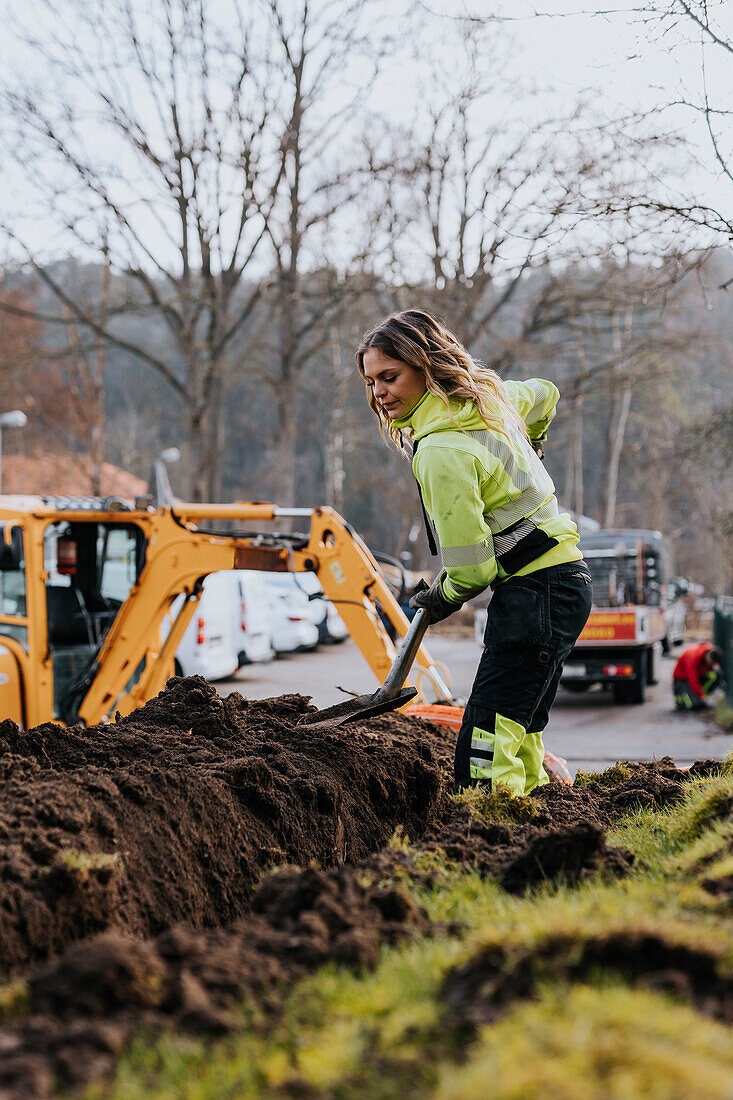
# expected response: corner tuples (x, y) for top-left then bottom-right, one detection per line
(433, 984), (733, 1100)
(671, 777), (733, 844)
(57, 849), (120, 876)
(574, 761), (631, 788)
(0, 979), (28, 1022)
(453, 785), (538, 825)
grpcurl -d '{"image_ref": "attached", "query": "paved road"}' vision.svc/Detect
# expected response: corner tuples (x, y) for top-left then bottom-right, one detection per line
(218, 634), (731, 775)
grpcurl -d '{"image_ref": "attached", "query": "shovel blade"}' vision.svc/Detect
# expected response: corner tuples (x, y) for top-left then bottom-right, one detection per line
(298, 687), (417, 731)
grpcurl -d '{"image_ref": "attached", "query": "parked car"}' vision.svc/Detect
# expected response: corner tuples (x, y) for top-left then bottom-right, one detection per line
(261, 571), (348, 644)
(234, 571), (277, 666)
(171, 573), (239, 682)
(295, 571), (348, 643)
(324, 599), (349, 643)
(264, 584), (320, 654)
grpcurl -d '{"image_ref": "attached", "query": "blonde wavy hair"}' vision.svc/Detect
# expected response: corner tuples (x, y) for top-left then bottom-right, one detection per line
(355, 309), (528, 445)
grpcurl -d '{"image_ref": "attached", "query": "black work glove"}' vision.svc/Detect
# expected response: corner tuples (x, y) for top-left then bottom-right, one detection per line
(530, 438), (545, 461)
(409, 572), (462, 624)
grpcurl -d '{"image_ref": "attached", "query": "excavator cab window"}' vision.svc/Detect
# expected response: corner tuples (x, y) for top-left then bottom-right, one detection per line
(0, 524), (28, 651)
(44, 520), (145, 718)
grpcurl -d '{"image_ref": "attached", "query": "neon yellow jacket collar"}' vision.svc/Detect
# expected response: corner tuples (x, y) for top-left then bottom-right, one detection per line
(393, 390), (492, 440)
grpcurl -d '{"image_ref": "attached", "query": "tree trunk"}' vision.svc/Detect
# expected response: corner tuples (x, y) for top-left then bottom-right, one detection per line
(90, 257), (109, 496)
(602, 383), (632, 528)
(324, 326), (347, 513)
(571, 393), (584, 518)
(203, 371), (225, 502)
(273, 379), (299, 505)
(186, 404), (206, 502)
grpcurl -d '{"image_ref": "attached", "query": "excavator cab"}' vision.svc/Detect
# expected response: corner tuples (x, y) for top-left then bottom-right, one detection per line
(43, 520), (146, 719)
(0, 523), (27, 724)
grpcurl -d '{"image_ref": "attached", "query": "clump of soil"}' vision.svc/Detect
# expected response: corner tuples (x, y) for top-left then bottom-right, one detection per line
(406, 805), (634, 893)
(497, 823), (634, 893)
(441, 929), (733, 1030)
(0, 677), (447, 976)
(402, 757), (703, 893)
(537, 758), (687, 824)
(0, 864), (430, 1098)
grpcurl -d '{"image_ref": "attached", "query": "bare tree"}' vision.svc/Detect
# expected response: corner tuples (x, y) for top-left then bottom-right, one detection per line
(593, 2), (733, 240)
(1, 0), (383, 501)
(356, 16), (664, 387)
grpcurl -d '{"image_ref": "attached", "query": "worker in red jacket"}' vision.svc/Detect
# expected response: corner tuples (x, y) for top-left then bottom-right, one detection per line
(673, 643), (724, 711)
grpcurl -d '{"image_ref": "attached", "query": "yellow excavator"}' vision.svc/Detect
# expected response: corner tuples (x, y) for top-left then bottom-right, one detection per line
(0, 489), (452, 729)
(0, 482), (570, 781)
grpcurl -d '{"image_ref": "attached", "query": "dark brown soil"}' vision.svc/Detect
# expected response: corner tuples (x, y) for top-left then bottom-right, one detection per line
(0, 677), (725, 1099)
(405, 760), (689, 892)
(0, 677), (447, 977)
(442, 930), (733, 1029)
(1, 864), (431, 1098)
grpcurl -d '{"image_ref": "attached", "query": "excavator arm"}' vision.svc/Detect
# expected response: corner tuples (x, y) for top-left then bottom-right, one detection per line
(76, 503), (450, 726)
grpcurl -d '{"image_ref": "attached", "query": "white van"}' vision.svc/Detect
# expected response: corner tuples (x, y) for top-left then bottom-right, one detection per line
(172, 572), (239, 681)
(260, 571), (347, 644)
(234, 571), (277, 666)
(257, 575), (320, 653)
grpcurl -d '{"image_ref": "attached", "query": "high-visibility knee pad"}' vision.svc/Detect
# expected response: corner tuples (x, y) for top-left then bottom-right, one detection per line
(469, 713), (526, 796)
(518, 730), (549, 794)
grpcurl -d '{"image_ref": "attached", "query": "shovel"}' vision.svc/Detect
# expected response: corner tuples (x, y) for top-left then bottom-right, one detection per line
(298, 605), (432, 731)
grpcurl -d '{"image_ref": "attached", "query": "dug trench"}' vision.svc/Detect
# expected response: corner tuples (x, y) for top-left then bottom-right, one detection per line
(0, 676), (726, 1098)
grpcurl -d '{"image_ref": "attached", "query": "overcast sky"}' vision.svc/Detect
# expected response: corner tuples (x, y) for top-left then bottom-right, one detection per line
(0, 0), (730, 263)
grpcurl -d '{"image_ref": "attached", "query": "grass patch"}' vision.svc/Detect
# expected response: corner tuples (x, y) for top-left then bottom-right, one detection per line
(574, 761), (632, 788)
(0, 978), (28, 1021)
(670, 777), (733, 844)
(433, 984), (733, 1100)
(81, 769), (733, 1100)
(57, 849), (120, 876)
(453, 785), (538, 825)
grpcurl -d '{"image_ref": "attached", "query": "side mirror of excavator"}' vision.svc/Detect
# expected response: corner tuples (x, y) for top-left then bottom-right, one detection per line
(0, 525), (23, 571)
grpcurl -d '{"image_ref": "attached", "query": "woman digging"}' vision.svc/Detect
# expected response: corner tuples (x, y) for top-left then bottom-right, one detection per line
(357, 309), (592, 795)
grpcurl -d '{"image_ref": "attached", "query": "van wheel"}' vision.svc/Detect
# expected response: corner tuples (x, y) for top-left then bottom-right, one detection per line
(174, 659), (183, 677)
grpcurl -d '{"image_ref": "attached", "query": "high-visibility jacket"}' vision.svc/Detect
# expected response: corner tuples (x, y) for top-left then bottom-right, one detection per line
(393, 380), (582, 602)
(673, 643), (716, 700)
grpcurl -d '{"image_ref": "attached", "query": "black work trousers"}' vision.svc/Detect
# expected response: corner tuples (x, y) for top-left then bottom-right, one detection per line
(454, 561), (593, 793)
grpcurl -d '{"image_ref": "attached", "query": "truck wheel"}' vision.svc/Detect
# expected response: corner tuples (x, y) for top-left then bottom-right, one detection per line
(633, 653), (647, 703)
(613, 652), (647, 705)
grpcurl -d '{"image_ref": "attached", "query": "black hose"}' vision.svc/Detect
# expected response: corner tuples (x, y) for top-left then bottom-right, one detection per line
(372, 551), (407, 604)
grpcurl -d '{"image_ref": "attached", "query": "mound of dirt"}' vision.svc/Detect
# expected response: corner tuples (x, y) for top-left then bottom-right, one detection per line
(0, 680), (724, 1099)
(497, 823), (634, 893)
(0, 677), (448, 976)
(402, 805), (634, 894)
(442, 930), (733, 1030)
(0, 863), (431, 1098)
(534, 758), (688, 826)
(400, 757), (699, 892)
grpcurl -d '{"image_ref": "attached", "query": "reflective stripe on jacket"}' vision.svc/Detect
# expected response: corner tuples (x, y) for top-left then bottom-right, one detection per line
(394, 380), (582, 600)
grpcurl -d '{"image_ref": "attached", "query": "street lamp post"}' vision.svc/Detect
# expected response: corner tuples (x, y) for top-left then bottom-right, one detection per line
(155, 446), (181, 506)
(0, 410), (28, 494)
